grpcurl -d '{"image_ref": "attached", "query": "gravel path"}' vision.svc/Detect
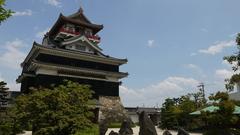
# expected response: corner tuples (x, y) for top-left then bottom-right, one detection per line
(18, 127), (203, 135)
(106, 126), (202, 135)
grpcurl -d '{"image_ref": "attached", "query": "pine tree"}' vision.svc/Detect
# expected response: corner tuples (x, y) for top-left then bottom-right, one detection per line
(0, 81), (9, 111)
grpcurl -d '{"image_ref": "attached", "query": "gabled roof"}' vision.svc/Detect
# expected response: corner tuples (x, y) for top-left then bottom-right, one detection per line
(22, 42), (128, 67)
(49, 10), (103, 36)
(29, 61), (128, 79)
(61, 35), (102, 52)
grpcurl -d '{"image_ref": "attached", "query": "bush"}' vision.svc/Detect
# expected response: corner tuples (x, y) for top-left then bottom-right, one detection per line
(7, 80), (95, 135)
(203, 128), (235, 135)
(230, 128), (240, 135)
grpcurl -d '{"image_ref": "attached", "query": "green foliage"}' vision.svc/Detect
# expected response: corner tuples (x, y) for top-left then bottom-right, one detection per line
(203, 129), (233, 135)
(229, 74), (240, 84)
(159, 98), (177, 129)
(0, 81), (9, 109)
(225, 79), (234, 92)
(224, 74), (240, 92)
(203, 128), (240, 135)
(159, 95), (197, 130)
(188, 92), (206, 109)
(223, 33), (240, 72)
(0, 0), (13, 24)
(0, 107), (22, 135)
(224, 33), (240, 91)
(0, 81), (12, 135)
(200, 92), (239, 129)
(7, 80), (95, 135)
(0, 116), (12, 135)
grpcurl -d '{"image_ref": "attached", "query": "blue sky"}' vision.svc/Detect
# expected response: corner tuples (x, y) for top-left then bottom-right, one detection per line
(0, 0), (239, 107)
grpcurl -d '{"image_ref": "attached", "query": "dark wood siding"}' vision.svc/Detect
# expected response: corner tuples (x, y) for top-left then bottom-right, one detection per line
(21, 75), (119, 98)
(36, 53), (119, 72)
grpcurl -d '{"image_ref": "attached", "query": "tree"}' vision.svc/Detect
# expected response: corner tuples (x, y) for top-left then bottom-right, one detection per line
(201, 92), (239, 135)
(0, 81), (12, 135)
(0, 81), (9, 110)
(159, 98), (177, 129)
(224, 33), (240, 92)
(0, 0), (13, 24)
(176, 96), (196, 128)
(159, 95), (196, 130)
(188, 87), (207, 109)
(9, 80), (95, 135)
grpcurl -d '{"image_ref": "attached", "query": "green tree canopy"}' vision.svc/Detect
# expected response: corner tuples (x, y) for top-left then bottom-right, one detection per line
(204, 92), (237, 127)
(7, 80), (95, 135)
(0, 81), (11, 135)
(0, 81), (9, 109)
(0, 0), (13, 24)
(159, 95), (197, 130)
(224, 33), (240, 92)
(201, 92), (239, 134)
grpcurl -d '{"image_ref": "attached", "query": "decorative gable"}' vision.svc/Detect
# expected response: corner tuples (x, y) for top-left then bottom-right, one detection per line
(61, 35), (102, 54)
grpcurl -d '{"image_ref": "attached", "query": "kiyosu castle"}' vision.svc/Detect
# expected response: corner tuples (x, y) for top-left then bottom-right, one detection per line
(15, 8), (162, 124)
(17, 8), (128, 99)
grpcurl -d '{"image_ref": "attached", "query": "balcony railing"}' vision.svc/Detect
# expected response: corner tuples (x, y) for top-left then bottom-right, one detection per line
(86, 35), (101, 43)
(57, 27), (101, 43)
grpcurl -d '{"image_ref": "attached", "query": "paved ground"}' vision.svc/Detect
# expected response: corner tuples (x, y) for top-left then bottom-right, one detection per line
(106, 126), (202, 135)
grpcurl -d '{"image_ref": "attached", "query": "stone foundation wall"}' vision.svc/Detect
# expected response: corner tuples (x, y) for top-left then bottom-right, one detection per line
(98, 96), (129, 123)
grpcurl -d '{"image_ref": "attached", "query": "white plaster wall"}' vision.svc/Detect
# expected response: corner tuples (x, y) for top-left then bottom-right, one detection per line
(230, 92), (240, 101)
(36, 68), (58, 75)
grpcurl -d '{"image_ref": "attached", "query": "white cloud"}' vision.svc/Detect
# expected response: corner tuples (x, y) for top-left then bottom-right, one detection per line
(184, 64), (206, 78)
(47, 0), (61, 7)
(13, 9), (32, 16)
(0, 39), (26, 69)
(200, 28), (208, 32)
(8, 82), (21, 91)
(0, 74), (20, 91)
(190, 52), (197, 56)
(222, 60), (238, 68)
(36, 28), (49, 39)
(120, 76), (199, 107)
(229, 32), (238, 38)
(0, 74), (4, 82)
(147, 40), (155, 48)
(199, 40), (235, 55)
(184, 64), (199, 70)
(215, 69), (233, 80)
(222, 60), (230, 66)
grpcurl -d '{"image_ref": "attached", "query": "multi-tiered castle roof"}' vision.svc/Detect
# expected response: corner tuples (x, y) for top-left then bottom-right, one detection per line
(17, 8), (128, 98)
